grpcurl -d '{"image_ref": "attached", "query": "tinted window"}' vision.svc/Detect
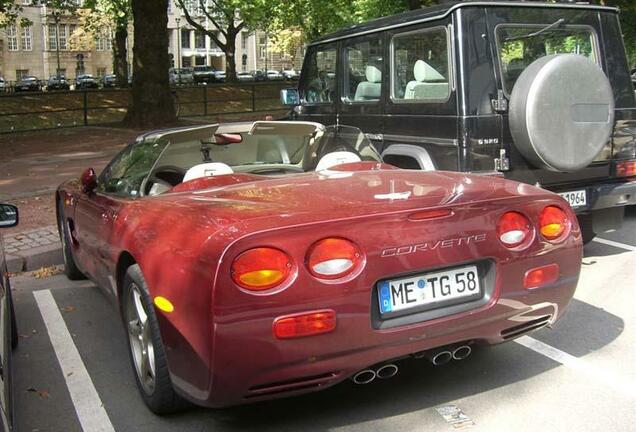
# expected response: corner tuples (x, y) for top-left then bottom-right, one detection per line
(392, 27), (450, 102)
(98, 139), (168, 197)
(344, 39), (383, 103)
(301, 44), (337, 104)
(497, 25), (597, 94)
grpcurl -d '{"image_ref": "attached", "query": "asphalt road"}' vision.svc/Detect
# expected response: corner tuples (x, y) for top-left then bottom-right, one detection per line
(10, 208), (636, 432)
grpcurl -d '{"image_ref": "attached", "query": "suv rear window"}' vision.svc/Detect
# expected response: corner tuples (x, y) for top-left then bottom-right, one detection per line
(497, 25), (598, 94)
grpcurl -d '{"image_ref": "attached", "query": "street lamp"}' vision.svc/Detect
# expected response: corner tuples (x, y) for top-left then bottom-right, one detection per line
(52, 11), (62, 80)
(176, 17), (181, 85)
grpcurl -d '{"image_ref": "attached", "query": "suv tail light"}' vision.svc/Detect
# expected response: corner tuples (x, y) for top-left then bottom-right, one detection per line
(231, 247), (293, 291)
(615, 160), (636, 177)
(539, 206), (569, 241)
(307, 238), (362, 279)
(497, 212), (532, 248)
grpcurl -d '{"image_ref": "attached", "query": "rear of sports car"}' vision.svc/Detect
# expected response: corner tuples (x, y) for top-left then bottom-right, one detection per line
(198, 179), (582, 407)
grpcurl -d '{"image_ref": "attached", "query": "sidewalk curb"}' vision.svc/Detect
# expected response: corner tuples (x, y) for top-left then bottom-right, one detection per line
(6, 243), (63, 273)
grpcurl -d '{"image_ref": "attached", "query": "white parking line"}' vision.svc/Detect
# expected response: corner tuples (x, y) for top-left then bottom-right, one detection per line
(592, 237), (636, 252)
(515, 336), (635, 399)
(33, 290), (116, 432)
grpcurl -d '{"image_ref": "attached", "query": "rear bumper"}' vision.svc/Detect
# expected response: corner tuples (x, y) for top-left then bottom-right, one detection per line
(177, 246), (581, 408)
(587, 179), (636, 210)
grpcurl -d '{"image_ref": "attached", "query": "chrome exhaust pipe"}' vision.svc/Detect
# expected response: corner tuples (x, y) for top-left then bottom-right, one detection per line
(430, 350), (453, 366)
(351, 369), (376, 385)
(452, 345), (472, 361)
(376, 363), (399, 379)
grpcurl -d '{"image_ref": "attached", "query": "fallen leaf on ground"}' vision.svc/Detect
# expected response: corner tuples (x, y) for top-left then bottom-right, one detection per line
(62, 306), (76, 313)
(33, 266), (62, 279)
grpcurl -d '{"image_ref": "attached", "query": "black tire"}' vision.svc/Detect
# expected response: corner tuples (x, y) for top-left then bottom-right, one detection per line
(577, 214), (596, 245)
(122, 265), (188, 414)
(57, 200), (85, 280)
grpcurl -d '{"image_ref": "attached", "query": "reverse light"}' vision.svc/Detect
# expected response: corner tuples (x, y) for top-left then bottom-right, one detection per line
(615, 160), (636, 177)
(307, 238), (363, 279)
(273, 310), (337, 339)
(539, 206), (569, 241)
(524, 264), (560, 289)
(231, 247), (293, 291)
(497, 212), (532, 248)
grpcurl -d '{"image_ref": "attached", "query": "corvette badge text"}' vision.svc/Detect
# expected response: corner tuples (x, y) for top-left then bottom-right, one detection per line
(381, 234), (487, 257)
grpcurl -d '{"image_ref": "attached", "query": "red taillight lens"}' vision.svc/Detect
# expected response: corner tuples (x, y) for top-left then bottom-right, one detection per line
(231, 247), (292, 291)
(539, 206), (569, 241)
(273, 310), (337, 339)
(497, 212), (532, 247)
(615, 160), (636, 177)
(524, 264), (560, 289)
(307, 238), (362, 279)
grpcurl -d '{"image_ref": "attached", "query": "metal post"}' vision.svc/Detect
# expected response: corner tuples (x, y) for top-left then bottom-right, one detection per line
(83, 90), (88, 126)
(203, 86), (208, 116)
(252, 84), (256, 112)
(54, 12), (61, 79)
(176, 17), (181, 85)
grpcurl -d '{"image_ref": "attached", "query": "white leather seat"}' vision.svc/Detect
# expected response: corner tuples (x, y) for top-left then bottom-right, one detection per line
(183, 162), (234, 182)
(315, 151), (361, 171)
(404, 60), (449, 100)
(354, 65), (382, 101)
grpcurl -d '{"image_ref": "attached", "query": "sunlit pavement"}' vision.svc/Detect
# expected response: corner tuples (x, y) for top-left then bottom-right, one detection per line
(11, 208), (636, 432)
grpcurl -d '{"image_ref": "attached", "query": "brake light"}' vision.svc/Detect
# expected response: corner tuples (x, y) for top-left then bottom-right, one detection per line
(497, 212), (532, 247)
(273, 310), (336, 339)
(231, 247), (292, 291)
(539, 206), (569, 241)
(307, 238), (362, 279)
(524, 264), (559, 289)
(615, 160), (636, 177)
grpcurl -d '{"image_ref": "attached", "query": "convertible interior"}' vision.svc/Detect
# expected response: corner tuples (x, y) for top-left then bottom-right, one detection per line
(140, 121), (382, 197)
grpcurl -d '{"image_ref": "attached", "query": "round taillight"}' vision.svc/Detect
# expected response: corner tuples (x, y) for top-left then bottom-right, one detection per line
(231, 247), (292, 291)
(497, 211), (532, 248)
(307, 238), (362, 279)
(540, 206), (569, 241)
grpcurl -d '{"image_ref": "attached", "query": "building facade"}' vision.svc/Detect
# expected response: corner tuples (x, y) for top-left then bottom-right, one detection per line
(0, 4), (113, 82)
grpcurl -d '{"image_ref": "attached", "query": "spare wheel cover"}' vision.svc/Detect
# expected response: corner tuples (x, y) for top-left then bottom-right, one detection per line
(509, 54), (614, 172)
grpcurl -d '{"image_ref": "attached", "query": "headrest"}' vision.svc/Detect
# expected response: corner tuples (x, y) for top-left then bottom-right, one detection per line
(315, 151), (361, 172)
(365, 65), (382, 83)
(413, 60), (445, 82)
(183, 162), (234, 182)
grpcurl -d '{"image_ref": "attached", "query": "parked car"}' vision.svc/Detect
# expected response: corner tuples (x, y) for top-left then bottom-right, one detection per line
(75, 74), (99, 90)
(0, 77), (6, 92)
(281, 69), (300, 81)
(102, 74), (118, 88)
(250, 69), (267, 82)
(192, 66), (216, 84)
(14, 76), (41, 92)
(266, 70), (284, 81)
(284, 1), (636, 243)
(56, 121), (581, 414)
(46, 75), (70, 91)
(0, 203), (19, 431)
(237, 72), (255, 82)
(169, 68), (194, 86)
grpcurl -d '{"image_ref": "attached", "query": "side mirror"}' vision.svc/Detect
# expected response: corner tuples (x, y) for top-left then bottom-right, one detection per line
(280, 88), (299, 106)
(0, 204), (18, 228)
(81, 168), (97, 194)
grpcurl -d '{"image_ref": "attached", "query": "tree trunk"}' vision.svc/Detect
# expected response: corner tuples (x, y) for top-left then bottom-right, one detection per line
(124, 0), (176, 128)
(225, 32), (238, 82)
(113, 27), (128, 88)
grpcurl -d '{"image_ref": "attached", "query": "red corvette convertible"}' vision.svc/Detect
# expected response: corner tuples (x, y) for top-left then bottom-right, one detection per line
(56, 122), (582, 413)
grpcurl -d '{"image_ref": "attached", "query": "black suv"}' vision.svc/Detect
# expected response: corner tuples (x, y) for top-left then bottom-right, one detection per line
(284, 0), (636, 241)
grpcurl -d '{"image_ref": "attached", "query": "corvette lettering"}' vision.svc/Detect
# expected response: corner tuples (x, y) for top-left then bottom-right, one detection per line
(381, 234), (487, 257)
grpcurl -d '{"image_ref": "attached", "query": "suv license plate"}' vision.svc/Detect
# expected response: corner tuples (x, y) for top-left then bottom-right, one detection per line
(378, 265), (481, 315)
(558, 190), (587, 208)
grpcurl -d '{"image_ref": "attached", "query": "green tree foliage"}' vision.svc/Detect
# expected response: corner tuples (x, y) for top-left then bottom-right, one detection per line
(600, 1), (636, 67)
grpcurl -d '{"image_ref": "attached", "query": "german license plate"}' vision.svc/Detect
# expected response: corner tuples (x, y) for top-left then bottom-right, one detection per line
(378, 265), (481, 315)
(558, 190), (587, 208)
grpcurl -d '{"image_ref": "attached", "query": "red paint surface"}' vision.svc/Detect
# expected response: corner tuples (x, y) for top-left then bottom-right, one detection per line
(57, 168), (582, 407)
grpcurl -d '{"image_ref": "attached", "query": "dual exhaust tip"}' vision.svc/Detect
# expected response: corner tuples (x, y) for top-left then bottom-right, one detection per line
(352, 363), (399, 385)
(351, 344), (472, 385)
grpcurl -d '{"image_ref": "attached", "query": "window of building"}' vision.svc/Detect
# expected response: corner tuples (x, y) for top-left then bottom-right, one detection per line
(194, 56), (205, 66)
(16, 69), (29, 80)
(48, 24), (57, 51)
(97, 67), (107, 77)
(182, 56), (192, 68)
(57, 68), (67, 77)
(181, 29), (191, 49)
(96, 28), (112, 51)
(344, 38), (383, 103)
(391, 27), (451, 102)
(20, 26), (32, 51)
(59, 24), (68, 50)
(301, 44), (337, 104)
(194, 30), (205, 49)
(7, 25), (19, 51)
(241, 32), (248, 50)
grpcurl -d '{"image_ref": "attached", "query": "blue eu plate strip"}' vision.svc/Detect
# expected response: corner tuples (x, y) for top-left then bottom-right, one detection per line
(379, 281), (392, 314)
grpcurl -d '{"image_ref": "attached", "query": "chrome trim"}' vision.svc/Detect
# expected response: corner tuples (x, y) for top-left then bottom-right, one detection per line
(383, 134), (458, 147)
(309, 2), (616, 46)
